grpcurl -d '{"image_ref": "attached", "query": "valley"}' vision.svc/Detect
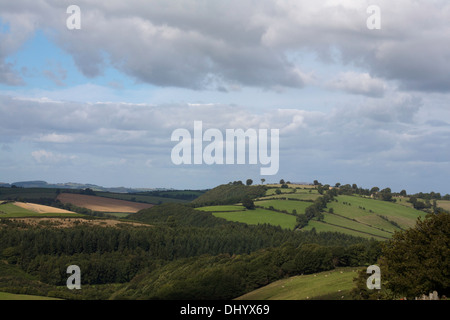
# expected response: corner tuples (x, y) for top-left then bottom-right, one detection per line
(0, 180), (448, 301)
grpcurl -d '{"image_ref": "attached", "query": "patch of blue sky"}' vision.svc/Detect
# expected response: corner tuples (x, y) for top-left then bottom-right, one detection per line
(1, 29), (155, 103)
(3, 30), (82, 89)
(0, 18), (10, 33)
(1, 27), (369, 110)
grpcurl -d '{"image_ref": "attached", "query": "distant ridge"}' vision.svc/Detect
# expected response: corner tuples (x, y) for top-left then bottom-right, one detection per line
(1, 180), (163, 193)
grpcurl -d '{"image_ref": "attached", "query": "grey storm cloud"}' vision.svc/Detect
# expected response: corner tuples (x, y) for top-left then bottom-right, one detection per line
(1, 0), (449, 92)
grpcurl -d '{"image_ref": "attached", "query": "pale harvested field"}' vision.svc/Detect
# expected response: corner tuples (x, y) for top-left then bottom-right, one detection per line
(437, 200), (450, 211)
(13, 202), (76, 214)
(57, 193), (154, 213)
(8, 217), (150, 228)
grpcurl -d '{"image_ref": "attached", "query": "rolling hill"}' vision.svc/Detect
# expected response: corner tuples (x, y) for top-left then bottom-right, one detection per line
(197, 205), (298, 230)
(236, 267), (361, 300)
(191, 183), (267, 206)
(195, 185), (429, 239)
(0, 181), (447, 302)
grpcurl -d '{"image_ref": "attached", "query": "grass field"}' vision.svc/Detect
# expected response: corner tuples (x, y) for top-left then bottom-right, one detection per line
(0, 291), (61, 300)
(256, 199), (312, 214)
(0, 202), (79, 218)
(195, 192), (428, 237)
(197, 205), (245, 212)
(437, 200), (450, 211)
(303, 217), (391, 240)
(209, 208), (297, 230)
(394, 197), (414, 208)
(299, 195), (427, 240)
(259, 193), (321, 201)
(236, 267), (361, 300)
(265, 188), (297, 195)
(303, 219), (377, 239)
(14, 202), (75, 214)
(328, 195), (427, 230)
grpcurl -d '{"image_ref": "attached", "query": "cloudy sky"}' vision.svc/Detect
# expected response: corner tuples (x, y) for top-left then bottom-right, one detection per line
(0, 0), (449, 193)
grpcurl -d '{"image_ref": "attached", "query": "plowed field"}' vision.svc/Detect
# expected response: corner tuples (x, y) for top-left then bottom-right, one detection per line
(57, 193), (154, 213)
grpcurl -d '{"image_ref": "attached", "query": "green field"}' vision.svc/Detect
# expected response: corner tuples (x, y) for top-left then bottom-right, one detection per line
(0, 202), (81, 218)
(303, 218), (390, 240)
(209, 208), (297, 230)
(0, 291), (61, 300)
(0, 202), (37, 216)
(265, 188), (297, 196)
(328, 195), (427, 230)
(303, 220), (373, 238)
(237, 267), (361, 300)
(196, 205), (245, 212)
(256, 199), (312, 214)
(299, 195), (427, 240)
(259, 193), (320, 201)
(394, 197), (414, 208)
(195, 192), (428, 238)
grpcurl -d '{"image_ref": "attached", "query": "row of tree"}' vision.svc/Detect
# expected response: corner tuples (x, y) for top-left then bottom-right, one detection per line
(296, 191), (336, 228)
(314, 180), (450, 201)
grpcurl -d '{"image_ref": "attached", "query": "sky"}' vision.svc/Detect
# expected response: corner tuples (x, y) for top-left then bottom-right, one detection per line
(0, 0), (449, 194)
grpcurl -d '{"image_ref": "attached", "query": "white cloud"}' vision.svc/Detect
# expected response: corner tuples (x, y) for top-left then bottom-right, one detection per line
(31, 149), (77, 164)
(0, 92), (445, 192)
(36, 133), (74, 143)
(327, 72), (387, 97)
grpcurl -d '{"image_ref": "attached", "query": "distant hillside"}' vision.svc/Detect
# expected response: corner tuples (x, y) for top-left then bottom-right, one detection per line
(128, 203), (230, 228)
(194, 184), (436, 240)
(3, 180), (158, 193)
(191, 183), (267, 206)
(237, 267), (361, 300)
(0, 185), (203, 206)
(57, 193), (154, 213)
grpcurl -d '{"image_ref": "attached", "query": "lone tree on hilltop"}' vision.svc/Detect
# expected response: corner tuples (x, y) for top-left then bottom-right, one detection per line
(246, 179), (253, 186)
